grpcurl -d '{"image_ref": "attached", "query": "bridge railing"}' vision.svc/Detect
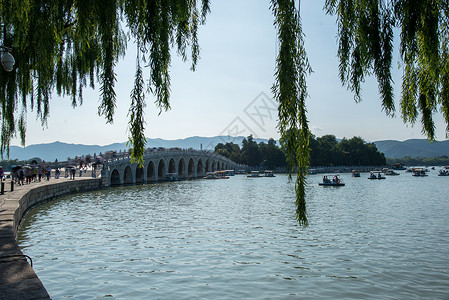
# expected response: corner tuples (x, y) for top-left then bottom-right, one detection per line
(105, 149), (238, 167)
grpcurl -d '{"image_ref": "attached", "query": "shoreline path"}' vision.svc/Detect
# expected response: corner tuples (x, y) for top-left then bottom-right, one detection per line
(0, 171), (104, 300)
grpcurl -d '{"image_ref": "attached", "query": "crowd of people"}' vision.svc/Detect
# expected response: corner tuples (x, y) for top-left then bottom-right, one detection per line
(0, 163), (99, 186)
(0, 154), (105, 188)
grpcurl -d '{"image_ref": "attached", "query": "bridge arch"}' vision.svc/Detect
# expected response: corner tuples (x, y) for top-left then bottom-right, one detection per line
(168, 158), (176, 174)
(136, 166), (144, 183)
(197, 159), (204, 177)
(188, 158), (195, 178)
(147, 161), (155, 182)
(178, 158), (186, 179)
(205, 159), (210, 173)
(124, 166), (133, 184)
(158, 159), (166, 181)
(111, 169), (120, 185)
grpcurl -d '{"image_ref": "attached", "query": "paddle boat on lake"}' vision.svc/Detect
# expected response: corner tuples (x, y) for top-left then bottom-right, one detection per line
(224, 170), (235, 176)
(204, 172), (219, 179)
(384, 169), (400, 176)
(368, 171), (386, 179)
(412, 168), (428, 177)
(247, 171), (262, 178)
(214, 171), (229, 179)
(438, 168), (449, 176)
(319, 174), (345, 186)
(263, 170), (276, 177)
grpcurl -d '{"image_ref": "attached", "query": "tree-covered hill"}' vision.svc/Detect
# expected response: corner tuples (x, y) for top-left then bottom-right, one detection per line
(374, 139), (449, 159)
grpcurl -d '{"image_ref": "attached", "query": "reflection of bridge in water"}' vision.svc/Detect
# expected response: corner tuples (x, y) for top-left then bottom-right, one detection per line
(104, 149), (239, 185)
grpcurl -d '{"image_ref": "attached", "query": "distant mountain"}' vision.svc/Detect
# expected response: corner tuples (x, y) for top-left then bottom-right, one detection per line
(6, 137), (448, 162)
(7, 141), (120, 162)
(7, 136), (271, 161)
(374, 139), (449, 159)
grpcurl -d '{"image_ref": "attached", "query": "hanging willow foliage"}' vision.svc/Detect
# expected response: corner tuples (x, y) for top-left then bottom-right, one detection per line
(0, 0), (127, 157)
(271, 0), (312, 226)
(325, 0), (449, 140)
(0, 0), (209, 159)
(0, 1), (448, 227)
(128, 49), (146, 166)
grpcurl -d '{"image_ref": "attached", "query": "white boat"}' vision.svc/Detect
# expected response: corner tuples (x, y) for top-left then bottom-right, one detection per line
(263, 170), (276, 177)
(438, 168), (449, 176)
(407, 167), (429, 173)
(247, 171), (261, 178)
(412, 168), (428, 177)
(368, 171), (386, 179)
(319, 174), (345, 186)
(352, 170), (360, 177)
(204, 172), (219, 179)
(224, 170), (235, 176)
(384, 169), (400, 176)
(214, 171), (229, 179)
(392, 163), (406, 170)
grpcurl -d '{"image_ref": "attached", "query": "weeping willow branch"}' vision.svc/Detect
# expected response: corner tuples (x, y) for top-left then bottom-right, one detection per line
(128, 50), (146, 166)
(325, 0), (449, 140)
(272, 0), (311, 227)
(0, 1), (209, 159)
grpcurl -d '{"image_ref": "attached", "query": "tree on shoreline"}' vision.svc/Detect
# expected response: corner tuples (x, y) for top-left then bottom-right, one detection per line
(215, 134), (385, 168)
(1, 1), (447, 226)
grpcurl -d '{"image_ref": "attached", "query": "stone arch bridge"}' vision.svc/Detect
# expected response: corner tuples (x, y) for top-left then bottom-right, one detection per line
(104, 149), (238, 185)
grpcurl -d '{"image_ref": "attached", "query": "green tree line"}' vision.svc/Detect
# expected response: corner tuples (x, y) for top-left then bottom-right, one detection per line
(309, 135), (386, 166)
(215, 134), (386, 168)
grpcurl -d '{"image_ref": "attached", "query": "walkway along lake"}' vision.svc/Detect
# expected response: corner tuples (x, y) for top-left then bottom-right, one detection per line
(0, 176), (104, 299)
(17, 171), (449, 299)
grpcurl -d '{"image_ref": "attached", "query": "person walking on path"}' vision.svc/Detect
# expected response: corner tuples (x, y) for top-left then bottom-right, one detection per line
(32, 167), (38, 182)
(18, 168), (25, 185)
(25, 167), (32, 184)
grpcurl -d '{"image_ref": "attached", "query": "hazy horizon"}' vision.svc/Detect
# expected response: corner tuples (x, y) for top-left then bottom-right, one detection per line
(11, 134), (448, 149)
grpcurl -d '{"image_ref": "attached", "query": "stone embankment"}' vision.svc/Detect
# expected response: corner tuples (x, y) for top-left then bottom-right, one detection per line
(0, 176), (105, 300)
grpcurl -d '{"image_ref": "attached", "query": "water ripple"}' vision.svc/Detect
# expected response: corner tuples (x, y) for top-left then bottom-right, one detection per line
(18, 173), (449, 299)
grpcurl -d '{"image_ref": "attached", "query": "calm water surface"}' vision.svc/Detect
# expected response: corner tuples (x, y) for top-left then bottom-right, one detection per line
(18, 172), (449, 299)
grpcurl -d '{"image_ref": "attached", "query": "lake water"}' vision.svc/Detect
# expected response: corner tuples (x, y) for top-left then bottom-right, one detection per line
(18, 171), (449, 299)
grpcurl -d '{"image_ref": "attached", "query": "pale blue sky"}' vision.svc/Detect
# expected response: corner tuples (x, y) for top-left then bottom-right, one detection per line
(12, 0), (448, 147)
